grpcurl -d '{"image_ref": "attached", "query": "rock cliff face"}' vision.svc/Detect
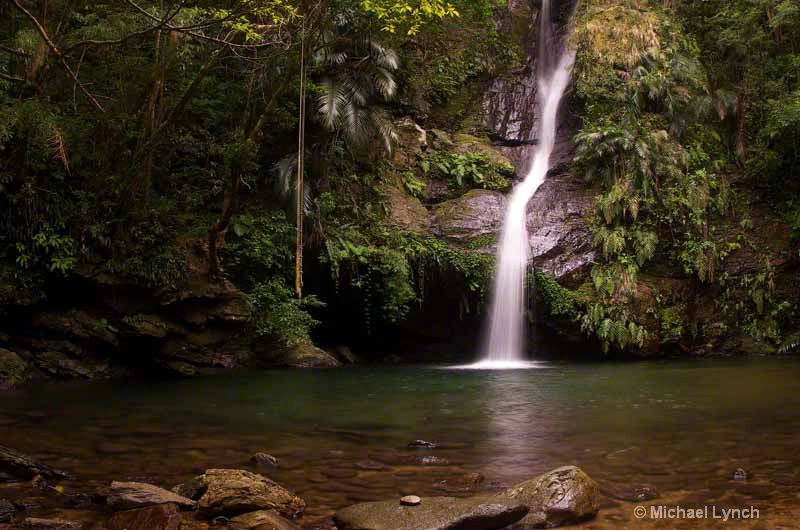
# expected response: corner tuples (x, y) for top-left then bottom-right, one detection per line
(479, 0), (595, 280)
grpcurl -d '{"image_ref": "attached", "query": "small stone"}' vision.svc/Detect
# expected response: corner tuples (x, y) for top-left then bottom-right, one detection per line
(399, 496), (421, 506)
(733, 468), (748, 481)
(633, 486), (659, 501)
(407, 440), (437, 449)
(251, 453), (278, 469)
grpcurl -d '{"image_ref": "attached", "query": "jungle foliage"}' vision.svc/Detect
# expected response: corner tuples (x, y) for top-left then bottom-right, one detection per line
(565, 0), (799, 352)
(0, 0), (513, 346)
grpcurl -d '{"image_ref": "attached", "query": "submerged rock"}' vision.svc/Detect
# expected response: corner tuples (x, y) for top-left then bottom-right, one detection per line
(407, 455), (450, 466)
(228, 510), (299, 530)
(251, 453), (279, 470)
(197, 469), (305, 519)
(0, 445), (73, 482)
(20, 518), (83, 530)
(601, 485), (659, 502)
(105, 481), (196, 511)
(107, 503), (182, 530)
(335, 496), (528, 530)
(355, 460), (390, 471)
(0, 499), (14, 523)
(407, 440), (438, 450)
(434, 473), (485, 493)
(498, 466), (599, 528)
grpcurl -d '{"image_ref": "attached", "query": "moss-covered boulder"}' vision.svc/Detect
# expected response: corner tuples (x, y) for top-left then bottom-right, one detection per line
(0, 348), (30, 389)
(497, 466), (600, 528)
(196, 469), (305, 519)
(432, 190), (506, 244)
(279, 343), (341, 368)
(384, 183), (431, 234)
(451, 134), (515, 173)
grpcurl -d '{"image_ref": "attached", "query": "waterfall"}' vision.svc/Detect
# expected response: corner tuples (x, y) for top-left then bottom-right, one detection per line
(474, 0), (574, 368)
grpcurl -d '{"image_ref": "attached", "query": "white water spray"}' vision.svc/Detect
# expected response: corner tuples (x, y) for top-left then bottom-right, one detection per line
(472, 0), (574, 368)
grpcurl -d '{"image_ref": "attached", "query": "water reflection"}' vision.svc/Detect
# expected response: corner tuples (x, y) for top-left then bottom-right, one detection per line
(2, 360), (800, 524)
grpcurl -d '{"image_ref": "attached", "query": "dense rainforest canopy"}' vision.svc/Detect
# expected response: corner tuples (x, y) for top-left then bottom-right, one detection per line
(0, 0), (798, 380)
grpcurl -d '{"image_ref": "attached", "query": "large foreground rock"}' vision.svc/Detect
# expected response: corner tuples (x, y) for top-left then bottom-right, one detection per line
(334, 496), (528, 530)
(197, 469), (305, 518)
(498, 466), (599, 528)
(0, 445), (73, 481)
(105, 481), (196, 510)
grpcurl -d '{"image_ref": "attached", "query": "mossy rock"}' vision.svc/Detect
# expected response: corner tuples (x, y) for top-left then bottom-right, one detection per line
(0, 348), (30, 389)
(432, 189), (506, 243)
(280, 343), (341, 368)
(383, 183), (431, 234)
(451, 133), (515, 174)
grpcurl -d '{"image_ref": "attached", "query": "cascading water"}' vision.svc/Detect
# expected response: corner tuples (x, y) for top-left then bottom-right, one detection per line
(472, 0), (574, 368)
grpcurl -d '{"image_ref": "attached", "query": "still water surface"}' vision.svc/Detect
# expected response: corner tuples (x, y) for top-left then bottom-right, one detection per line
(3, 358), (800, 527)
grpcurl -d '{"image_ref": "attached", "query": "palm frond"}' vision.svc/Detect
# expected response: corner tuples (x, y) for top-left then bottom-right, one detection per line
(273, 154), (297, 200)
(317, 78), (348, 130)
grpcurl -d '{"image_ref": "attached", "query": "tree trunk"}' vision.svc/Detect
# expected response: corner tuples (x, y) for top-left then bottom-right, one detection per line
(735, 91), (747, 159)
(207, 169), (242, 277)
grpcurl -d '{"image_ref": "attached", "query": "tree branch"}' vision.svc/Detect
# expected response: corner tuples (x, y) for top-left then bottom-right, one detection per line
(0, 71), (25, 83)
(124, 0), (289, 49)
(0, 44), (30, 57)
(10, 0), (105, 112)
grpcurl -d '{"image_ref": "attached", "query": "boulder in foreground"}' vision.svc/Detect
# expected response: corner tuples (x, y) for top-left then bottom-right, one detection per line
(334, 466), (599, 530)
(498, 466), (599, 528)
(197, 469), (305, 519)
(334, 496), (528, 530)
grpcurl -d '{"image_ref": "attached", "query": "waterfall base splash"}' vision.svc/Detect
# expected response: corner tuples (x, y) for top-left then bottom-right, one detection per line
(448, 359), (549, 370)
